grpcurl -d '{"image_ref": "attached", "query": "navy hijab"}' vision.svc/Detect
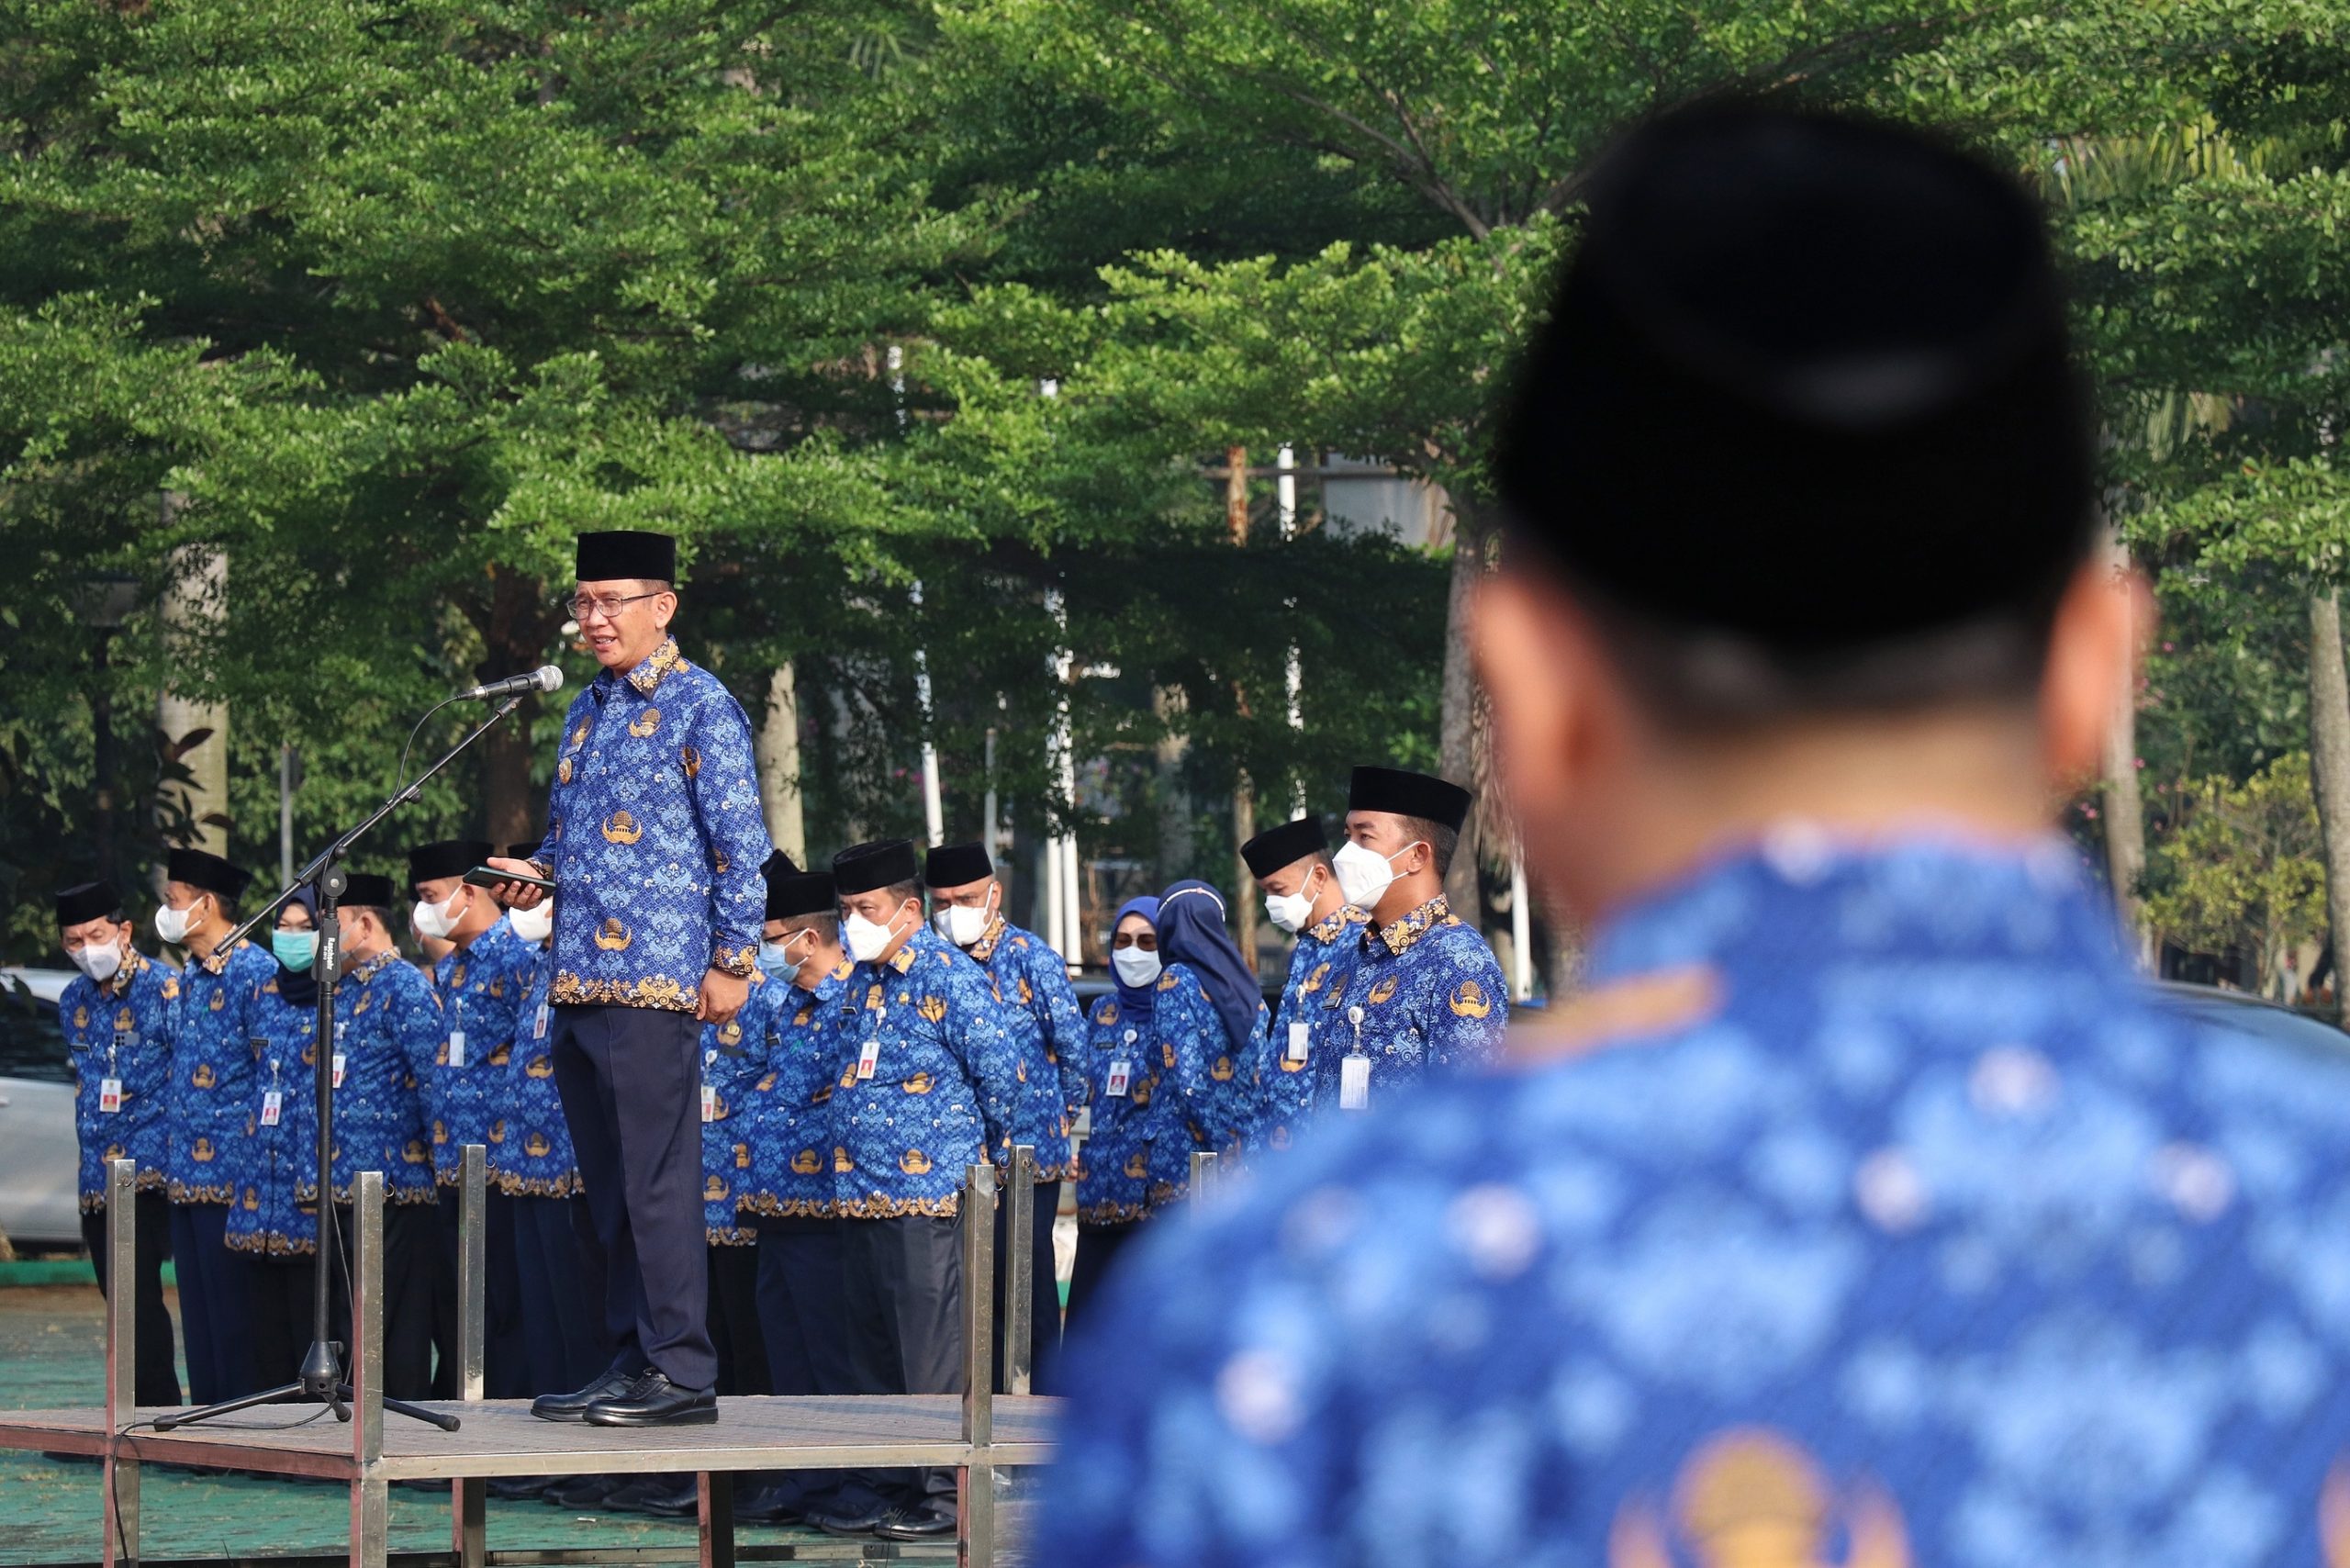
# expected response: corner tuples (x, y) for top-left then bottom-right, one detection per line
(1110, 895), (1162, 1023)
(1156, 879), (1263, 1059)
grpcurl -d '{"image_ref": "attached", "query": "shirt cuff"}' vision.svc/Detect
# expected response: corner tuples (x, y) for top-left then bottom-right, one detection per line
(711, 944), (758, 979)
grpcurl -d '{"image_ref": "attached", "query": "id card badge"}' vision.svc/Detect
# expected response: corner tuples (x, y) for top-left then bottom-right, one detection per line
(856, 1038), (881, 1081)
(1285, 1021), (1311, 1065)
(1338, 1053), (1371, 1111)
(700, 1085), (718, 1123)
(261, 1090), (284, 1126)
(534, 1004), (550, 1040)
(1104, 1059), (1132, 1099)
(98, 1077), (123, 1114)
(331, 1053), (347, 1091)
(447, 1029), (465, 1069)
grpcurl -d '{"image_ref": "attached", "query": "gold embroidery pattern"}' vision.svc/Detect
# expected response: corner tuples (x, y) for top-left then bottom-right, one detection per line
(625, 637), (691, 696)
(1608, 1427), (1910, 1568)
(1376, 894), (1452, 957)
(548, 971), (696, 1013)
(628, 706), (663, 738)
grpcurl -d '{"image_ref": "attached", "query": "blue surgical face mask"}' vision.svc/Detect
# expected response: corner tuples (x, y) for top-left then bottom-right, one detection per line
(273, 929), (319, 974)
(756, 933), (807, 983)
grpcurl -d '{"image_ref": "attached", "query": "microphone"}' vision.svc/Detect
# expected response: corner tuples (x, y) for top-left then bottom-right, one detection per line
(457, 666), (564, 701)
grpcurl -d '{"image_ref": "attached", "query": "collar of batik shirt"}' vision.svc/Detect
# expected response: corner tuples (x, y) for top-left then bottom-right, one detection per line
(1372, 894), (1452, 958)
(1309, 904), (1369, 946)
(1580, 824), (2127, 989)
(100, 946), (151, 999)
(965, 909), (1011, 962)
(347, 948), (400, 986)
(592, 635), (689, 700)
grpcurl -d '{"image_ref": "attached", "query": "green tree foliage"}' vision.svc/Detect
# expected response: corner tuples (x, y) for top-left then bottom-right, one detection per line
(2143, 753), (2328, 995)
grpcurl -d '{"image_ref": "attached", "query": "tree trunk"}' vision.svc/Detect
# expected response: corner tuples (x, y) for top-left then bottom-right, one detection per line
(2099, 526), (2150, 965)
(2308, 591), (2350, 1020)
(1226, 445), (1259, 969)
(157, 535), (231, 863)
(757, 662), (808, 868)
(1153, 686), (1192, 884)
(474, 567), (561, 847)
(1439, 498), (1490, 919)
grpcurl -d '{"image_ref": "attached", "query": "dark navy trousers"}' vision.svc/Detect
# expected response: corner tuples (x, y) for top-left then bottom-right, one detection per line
(754, 1216), (854, 1512)
(549, 1003), (716, 1391)
(168, 1201), (255, 1404)
(510, 1193), (606, 1396)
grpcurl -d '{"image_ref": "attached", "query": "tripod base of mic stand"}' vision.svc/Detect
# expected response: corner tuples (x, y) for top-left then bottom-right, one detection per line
(150, 1340), (462, 1432)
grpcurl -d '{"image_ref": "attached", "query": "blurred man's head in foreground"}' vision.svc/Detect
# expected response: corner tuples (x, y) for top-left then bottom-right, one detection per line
(1478, 101), (2140, 919)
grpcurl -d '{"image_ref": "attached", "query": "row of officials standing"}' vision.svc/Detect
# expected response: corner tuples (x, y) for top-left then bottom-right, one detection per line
(48, 527), (1512, 1541)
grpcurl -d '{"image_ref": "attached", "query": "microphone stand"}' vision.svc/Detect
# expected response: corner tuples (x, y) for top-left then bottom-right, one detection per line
(156, 692), (531, 1433)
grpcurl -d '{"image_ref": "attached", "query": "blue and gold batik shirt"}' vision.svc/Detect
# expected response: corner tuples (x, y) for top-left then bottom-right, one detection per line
(530, 637), (772, 1013)
(1046, 833), (2350, 1568)
(1071, 963), (1232, 1225)
(430, 916), (534, 1186)
(1301, 893), (1507, 1114)
(228, 984), (320, 1255)
(828, 927), (1025, 1219)
(59, 948), (178, 1208)
(966, 915), (1089, 1179)
(319, 949), (441, 1204)
(165, 937), (277, 1204)
(741, 960), (854, 1220)
(701, 970), (775, 1243)
(1248, 905), (1368, 1153)
(497, 941), (579, 1197)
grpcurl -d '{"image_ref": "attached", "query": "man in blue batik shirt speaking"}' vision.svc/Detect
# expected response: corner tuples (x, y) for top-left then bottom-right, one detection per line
(1043, 104), (2350, 1567)
(485, 529), (773, 1428)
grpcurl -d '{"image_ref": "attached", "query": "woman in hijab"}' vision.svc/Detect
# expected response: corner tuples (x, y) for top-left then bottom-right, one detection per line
(1069, 896), (1162, 1319)
(1154, 879), (1271, 1154)
(228, 887), (328, 1392)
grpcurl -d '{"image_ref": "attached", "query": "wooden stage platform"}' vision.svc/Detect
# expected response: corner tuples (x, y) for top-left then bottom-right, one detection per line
(0, 1152), (1076, 1568)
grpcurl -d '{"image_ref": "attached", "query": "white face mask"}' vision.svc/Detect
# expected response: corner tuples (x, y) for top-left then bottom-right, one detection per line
(1333, 839), (1420, 911)
(1263, 867), (1324, 935)
(71, 939), (126, 983)
(934, 890), (995, 948)
(154, 899), (200, 946)
(412, 890), (464, 941)
(1112, 946), (1163, 990)
(506, 901), (554, 944)
(844, 902), (912, 964)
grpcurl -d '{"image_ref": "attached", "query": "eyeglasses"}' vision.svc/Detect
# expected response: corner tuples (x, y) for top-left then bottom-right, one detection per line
(564, 590), (665, 622)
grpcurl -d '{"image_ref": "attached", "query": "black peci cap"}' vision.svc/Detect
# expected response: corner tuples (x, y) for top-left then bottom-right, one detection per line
(166, 847), (254, 901)
(832, 839), (919, 897)
(767, 869), (837, 923)
(1493, 103), (2091, 655)
(342, 873), (398, 910)
(505, 842), (542, 863)
(1241, 817), (1329, 881)
(408, 839), (492, 893)
(576, 531), (677, 584)
(55, 880), (122, 927)
(923, 842), (993, 889)
(1348, 767), (1472, 833)
(762, 848), (801, 879)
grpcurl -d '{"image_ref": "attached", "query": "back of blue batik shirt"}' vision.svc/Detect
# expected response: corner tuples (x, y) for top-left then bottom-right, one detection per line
(229, 983), (320, 1255)
(1044, 833), (2350, 1568)
(166, 938), (277, 1204)
(430, 916), (532, 1185)
(531, 637), (773, 1014)
(329, 950), (441, 1204)
(60, 950), (177, 1207)
(701, 970), (778, 1241)
(968, 915), (1089, 1177)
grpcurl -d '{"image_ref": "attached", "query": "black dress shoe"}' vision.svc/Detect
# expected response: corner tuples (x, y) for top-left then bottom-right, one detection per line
(736, 1484), (806, 1526)
(810, 1496), (897, 1536)
(532, 1369), (637, 1423)
(602, 1476), (699, 1516)
(873, 1506), (957, 1541)
(582, 1370), (717, 1428)
(488, 1475), (553, 1500)
(543, 1474), (620, 1509)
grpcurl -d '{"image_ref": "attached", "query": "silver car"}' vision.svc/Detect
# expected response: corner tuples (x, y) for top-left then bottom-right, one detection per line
(0, 967), (86, 1248)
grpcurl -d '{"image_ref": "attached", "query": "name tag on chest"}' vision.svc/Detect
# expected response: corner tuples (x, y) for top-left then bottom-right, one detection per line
(534, 1005), (550, 1039)
(856, 1039), (881, 1081)
(98, 1078), (123, 1114)
(262, 1090), (285, 1126)
(1338, 1054), (1371, 1111)
(1104, 1059), (1132, 1098)
(1285, 1022), (1311, 1064)
(700, 1084), (718, 1123)
(332, 1053), (347, 1091)
(448, 1030), (465, 1069)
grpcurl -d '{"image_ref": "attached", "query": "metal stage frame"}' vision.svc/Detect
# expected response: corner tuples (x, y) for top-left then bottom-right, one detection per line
(0, 1148), (1075, 1568)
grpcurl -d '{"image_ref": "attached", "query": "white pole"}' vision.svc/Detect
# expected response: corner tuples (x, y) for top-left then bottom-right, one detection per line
(982, 722), (1000, 867)
(1510, 855), (1534, 1002)
(912, 579), (945, 846)
(279, 745), (296, 886)
(1279, 445), (1306, 817)
(1042, 376), (1083, 969)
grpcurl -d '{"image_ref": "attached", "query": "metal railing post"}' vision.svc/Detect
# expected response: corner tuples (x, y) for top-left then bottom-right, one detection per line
(959, 1163), (997, 1568)
(1005, 1146), (1035, 1396)
(102, 1159), (140, 1568)
(453, 1146), (487, 1568)
(351, 1172), (387, 1568)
